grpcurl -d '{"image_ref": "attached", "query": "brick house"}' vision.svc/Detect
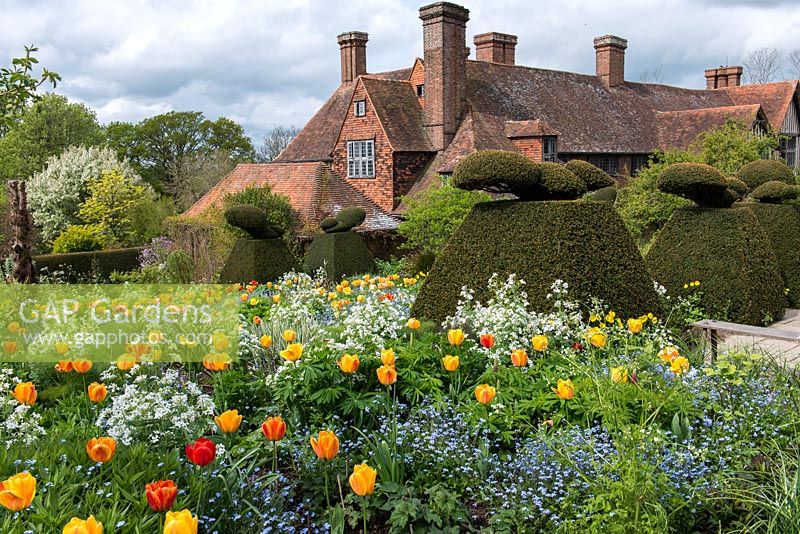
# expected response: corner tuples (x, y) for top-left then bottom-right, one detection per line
(188, 1), (800, 231)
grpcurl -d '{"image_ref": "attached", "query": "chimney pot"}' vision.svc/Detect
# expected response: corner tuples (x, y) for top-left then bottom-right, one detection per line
(474, 32), (518, 65)
(593, 35), (627, 87)
(705, 65), (743, 89)
(337, 31), (368, 83)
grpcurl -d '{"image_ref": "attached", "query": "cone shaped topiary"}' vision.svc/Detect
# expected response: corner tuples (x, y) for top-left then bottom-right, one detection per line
(645, 206), (784, 325)
(303, 232), (375, 281)
(219, 238), (299, 284)
(736, 159), (795, 190)
(412, 200), (662, 325)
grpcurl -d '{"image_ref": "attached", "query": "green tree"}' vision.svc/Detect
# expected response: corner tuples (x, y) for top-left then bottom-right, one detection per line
(0, 94), (103, 181)
(105, 111), (255, 190)
(0, 45), (60, 134)
(398, 182), (491, 256)
(78, 170), (147, 246)
(694, 119), (778, 175)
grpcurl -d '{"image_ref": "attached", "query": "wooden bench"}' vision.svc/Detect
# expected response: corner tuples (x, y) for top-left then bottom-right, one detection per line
(691, 319), (800, 360)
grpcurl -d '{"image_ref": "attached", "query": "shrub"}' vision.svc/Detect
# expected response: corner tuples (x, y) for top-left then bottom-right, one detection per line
(163, 211), (237, 282)
(78, 170), (149, 246)
(657, 162), (738, 207)
(164, 251), (194, 284)
(398, 183), (490, 257)
(322, 207), (366, 233)
(412, 200), (662, 325)
(725, 177), (749, 199)
(219, 238), (299, 284)
(224, 204), (283, 238)
(565, 160), (615, 191)
(51, 224), (106, 253)
(452, 150), (541, 199)
(303, 232), (375, 281)
(645, 207), (784, 325)
(736, 159), (795, 190)
(740, 203), (800, 307)
(749, 180), (800, 204)
(534, 162), (587, 200)
(591, 186), (617, 202)
(34, 247), (143, 282)
(222, 185), (295, 234)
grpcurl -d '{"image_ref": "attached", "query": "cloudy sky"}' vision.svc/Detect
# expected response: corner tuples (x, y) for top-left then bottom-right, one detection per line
(2, 0), (800, 142)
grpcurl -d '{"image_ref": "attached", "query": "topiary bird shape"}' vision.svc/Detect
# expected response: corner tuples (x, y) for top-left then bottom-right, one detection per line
(320, 207), (367, 233)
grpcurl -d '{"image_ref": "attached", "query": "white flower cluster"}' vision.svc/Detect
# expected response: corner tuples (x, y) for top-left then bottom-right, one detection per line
(0, 367), (45, 449)
(96, 363), (215, 447)
(329, 289), (415, 353)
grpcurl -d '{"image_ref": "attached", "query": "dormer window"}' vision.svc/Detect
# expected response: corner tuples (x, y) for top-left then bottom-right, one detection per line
(416, 84), (425, 97)
(543, 136), (557, 162)
(354, 100), (366, 117)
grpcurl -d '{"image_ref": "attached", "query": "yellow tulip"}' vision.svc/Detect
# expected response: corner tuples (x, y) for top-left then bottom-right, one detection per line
(610, 367), (628, 384)
(55, 341), (70, 355)
(259, 335), (273, 348)
(86, 437), (116, 463)
(214, 409), (243, 433)
(380, 348), (395, 366)
(442, 354), (459, 372)
(406, 318), (421, 330)
(531, 335), (549, 352)
(212, 333), (229, 352)
(62, 515), (103, 534)
(627, 318), (643, 334)
(7, 321), (21, 334)
(474, 383), (496, 404)
(376, 365), (397, 386)
(0, 471), (35, 511)
(658, 346), (680, 363)
(280, 343), (303, 362)
(87, 382), (107, 403)
(349, 463), (377, 497)
(282, 329), (297, 343)
(447, 329), (465, 346)
(552, 379), (575, 400)
(310, 431), (340, 460)
(12, 382), (36, 405)
(338, 353), (360, 373)
(671, 356), (690, 375)
(164, 509), (198, 534)
(272, 294), (281, 304)
(585, 328), (607, 348)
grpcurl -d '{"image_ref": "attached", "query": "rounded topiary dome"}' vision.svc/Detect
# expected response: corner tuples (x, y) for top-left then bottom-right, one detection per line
(736, 159), (795, 190)
(725, 177), (748, 199)
(533, 162), (587, 200)
(657, 162), (738, 208)
(452, 150), (540, 199)
(224, 204), (283, 239)
(565, 159), (615, 191)
(750, 180), (800, 204)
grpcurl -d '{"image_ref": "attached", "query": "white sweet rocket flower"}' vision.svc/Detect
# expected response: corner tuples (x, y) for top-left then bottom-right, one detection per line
(329, 289), (414, 353)
(0, 367), (46, 449)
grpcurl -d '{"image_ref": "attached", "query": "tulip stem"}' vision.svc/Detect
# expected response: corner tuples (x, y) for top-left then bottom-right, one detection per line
(324, 467), (331, 509)
(272, 441), (278, 473)
(362, 496), (368, 534)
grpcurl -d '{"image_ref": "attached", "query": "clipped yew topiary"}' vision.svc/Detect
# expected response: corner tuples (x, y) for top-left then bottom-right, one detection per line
(657, 163), (739, 208)
(321, 207), (366, 233)
(452, 150), (540, 199)
(224, 205), (284, 239)
(736, 159), (795, 190)
(565, 159), (615, 191)
(591, 186), (618, 202)
(749, 180), (800, 204)
(535, 162), (587, 200)
(725, 177), (748, 199)
(738, 203), (800, 307)
(646, 207), (784, 325)
(219, 238), (299, 284)
(412, 200), (662, 325)
(303, 232), (375, 281)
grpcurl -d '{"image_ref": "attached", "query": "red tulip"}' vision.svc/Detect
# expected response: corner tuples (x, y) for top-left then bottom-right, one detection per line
(145, 480), (177, 512)
(185, 437), (216, 466)
(479, 333), (495, 349)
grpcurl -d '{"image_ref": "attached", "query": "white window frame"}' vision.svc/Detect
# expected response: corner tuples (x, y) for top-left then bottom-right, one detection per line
(354, 100), (366, 117)
(347, 140), (375, 178)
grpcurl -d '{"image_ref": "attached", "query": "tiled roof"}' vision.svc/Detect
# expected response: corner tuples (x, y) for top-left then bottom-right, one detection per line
(361, 77), (434, 152)
(655, 104), (763, 150)
(505, 119), (560, 138)
(184, 162), (398, 232)
(725, 81), (799, 131)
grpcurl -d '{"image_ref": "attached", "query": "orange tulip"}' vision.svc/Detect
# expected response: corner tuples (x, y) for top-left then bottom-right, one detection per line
(12, 382), (36, 405)
(86, 437), (117, 463)
(146, 480), (178, 512)
(116, 354), (137, 371)
(531, 335), (549, 352)
(310, 431), (340, 460)
(282, 329), (297, 343)
(658, 346), (680, 363)
(202, 353), (230, 371)
(553, 379), (575, 400)
(73, 359), (93, 373)
(87, 382), (107, 403)
(279, 343), (303, 362)
(447, 329), (465, 346)
(62, 515), (103, 534)
(479, 333), (495, 349)
(338, 353), (360, 373)
(261, 416), (286, 441)
(380, 348), (395, 366)
(442, 354), (459, 372)
(511, 349), (529, 367)
(0, 472), (35, 511)
(406, 318), (420, 330)
(376, 365), (397, 386)
(474, 384), (496, 404)
(3, 341), (17, 354)
(259, 335), (273, 348)
(56, 360), (74, 372)
(214, 409), (242, 433)
(164, 509), (198, 534)
(349, 462), (377, 496)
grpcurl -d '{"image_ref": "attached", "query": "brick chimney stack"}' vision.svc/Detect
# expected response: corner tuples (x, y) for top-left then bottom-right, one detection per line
(474, 32), (517, 65)
(337, 31), (368, 83)
(594, 35), (627, 87)
(705, 66), (743, 89)
(419, 2), (470, 151)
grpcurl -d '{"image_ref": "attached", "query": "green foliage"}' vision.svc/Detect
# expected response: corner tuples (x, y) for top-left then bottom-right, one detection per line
(163, 212), (238, 282)
(0, 94), (103, 181)
(656, 162), (738, 207)
(129, 194), (176, 245)
(726, 176), (749, 198)
(222, 185), (295, 235)
(565, 159), (615, 191)
(303, 232), (376, 281)
(77, 170), (148, 246)
(695, 119), (778, 176)
(736, 159), (795, 190)
(412, 200), (662, 325)
(452, 150), (540, 199)
(398, 183), (490, 257)
(323, 207), (366, 233)
(646, 207), (784, 325)
(535, 162), (587, 200)
(749, 180), (800, 204)
(219, 238), (299, 284)
(591, 186), (618, 202)
(740, 203), (800, 307)
(0, 45), (60, 134)
(164, 250), (194, 283)
(51, 224), (106, 253)
(224, 204), (283, 239)
(34, 247), (143, 281)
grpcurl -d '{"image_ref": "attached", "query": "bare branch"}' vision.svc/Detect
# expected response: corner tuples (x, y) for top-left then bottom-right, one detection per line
(255, 125), (299, 163)
(742, 47), (782, 84)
